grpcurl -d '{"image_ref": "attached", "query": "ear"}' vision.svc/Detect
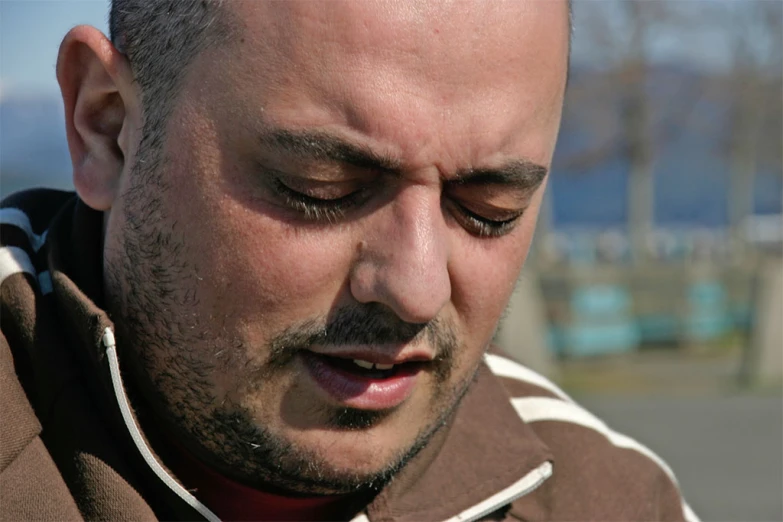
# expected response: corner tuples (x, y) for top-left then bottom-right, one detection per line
(57, 25), (139, 211)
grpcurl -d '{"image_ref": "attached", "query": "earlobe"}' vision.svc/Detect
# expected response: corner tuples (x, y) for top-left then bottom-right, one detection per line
(57, 25), (138, 211)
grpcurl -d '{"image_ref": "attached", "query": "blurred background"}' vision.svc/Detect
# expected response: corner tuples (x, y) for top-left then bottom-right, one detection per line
(1, 1), (781, 520)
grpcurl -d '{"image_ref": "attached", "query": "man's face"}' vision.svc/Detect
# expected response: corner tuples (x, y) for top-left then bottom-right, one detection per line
(104, 0), (568, 495)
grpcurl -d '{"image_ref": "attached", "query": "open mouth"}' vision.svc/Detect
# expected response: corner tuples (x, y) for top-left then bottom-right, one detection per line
(313, 354), (420, 380)
(300, 352), (425, 409)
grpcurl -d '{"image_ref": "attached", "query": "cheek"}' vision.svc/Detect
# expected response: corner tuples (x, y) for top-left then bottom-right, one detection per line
(162, 110), (357, 330)
(449, 196), (541, 346)
(449, 246), (520, 344)
(201, 205), (357, 327)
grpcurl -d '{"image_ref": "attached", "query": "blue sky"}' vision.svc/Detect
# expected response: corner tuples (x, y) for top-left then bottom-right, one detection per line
(1, 0), (109, 98)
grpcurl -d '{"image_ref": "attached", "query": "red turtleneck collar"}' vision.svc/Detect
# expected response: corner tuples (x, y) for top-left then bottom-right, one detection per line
(167, 442), (355, 521)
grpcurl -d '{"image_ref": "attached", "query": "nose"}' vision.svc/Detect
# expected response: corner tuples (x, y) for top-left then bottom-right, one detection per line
(350, 186), (451, 324)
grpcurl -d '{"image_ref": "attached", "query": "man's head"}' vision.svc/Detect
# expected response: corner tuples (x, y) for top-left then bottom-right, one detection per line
(57, 0), (569, 496)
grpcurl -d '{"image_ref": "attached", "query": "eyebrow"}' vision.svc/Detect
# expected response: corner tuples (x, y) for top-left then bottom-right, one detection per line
(452, 161), (548, 192)
(259, 128), (548, 190)
(259, 129), (402, 173)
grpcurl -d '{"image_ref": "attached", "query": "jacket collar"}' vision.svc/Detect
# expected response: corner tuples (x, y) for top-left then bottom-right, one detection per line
(365, 363), (553, 522)
(48, 196), (554, 522)
(47, 197), (117, 411)
(46, 198), (210, 520)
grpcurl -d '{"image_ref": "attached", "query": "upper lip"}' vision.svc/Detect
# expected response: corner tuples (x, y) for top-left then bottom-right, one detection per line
(306, 345), (434, 365)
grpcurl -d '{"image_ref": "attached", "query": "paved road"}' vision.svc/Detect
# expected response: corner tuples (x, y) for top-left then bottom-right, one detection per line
(577, 393), (783, 522)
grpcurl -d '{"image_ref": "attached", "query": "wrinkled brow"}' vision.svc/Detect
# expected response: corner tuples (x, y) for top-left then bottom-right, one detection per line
(452, 162), (548, 191)
(259, 129), (401, 172)
(259, 128), (548, 190)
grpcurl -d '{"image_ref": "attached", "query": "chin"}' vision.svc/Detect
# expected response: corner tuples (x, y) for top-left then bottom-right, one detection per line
(192, 356), (475, 494)
(237, 424), (423, 495)
(299, 425), (412, 471)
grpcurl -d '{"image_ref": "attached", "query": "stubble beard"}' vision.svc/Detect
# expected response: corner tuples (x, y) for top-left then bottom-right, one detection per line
(104, 145), (483, 496)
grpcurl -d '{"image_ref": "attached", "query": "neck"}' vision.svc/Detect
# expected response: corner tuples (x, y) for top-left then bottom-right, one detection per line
(163, 437), (359, 522)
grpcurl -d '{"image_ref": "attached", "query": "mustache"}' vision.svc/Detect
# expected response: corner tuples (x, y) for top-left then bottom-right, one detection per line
(267, 303), (458, 368)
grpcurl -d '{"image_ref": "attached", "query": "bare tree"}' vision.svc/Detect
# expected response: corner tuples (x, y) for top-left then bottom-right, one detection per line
(563, 0), (669, 263)
(723, 1), (782, 256)
(559, 0), (781, 263)
(621, 1), (655, 263)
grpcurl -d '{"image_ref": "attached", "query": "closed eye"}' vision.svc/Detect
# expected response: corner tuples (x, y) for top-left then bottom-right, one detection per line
(450, 201), (524, 238)
(271, 177), (365, 222)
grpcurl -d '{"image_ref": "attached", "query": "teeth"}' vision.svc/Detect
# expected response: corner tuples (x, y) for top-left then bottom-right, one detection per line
(352, 359), (395, 371)
(353, 359), (374, 369)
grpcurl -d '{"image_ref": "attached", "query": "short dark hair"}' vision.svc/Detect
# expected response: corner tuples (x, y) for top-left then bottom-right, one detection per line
(109, 0), (229, 166)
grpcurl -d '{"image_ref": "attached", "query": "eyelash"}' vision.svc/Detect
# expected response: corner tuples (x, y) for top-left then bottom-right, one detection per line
(271, 178), (359, 223)
(457, 205), (523, 238)
(272, 178), (522, 237)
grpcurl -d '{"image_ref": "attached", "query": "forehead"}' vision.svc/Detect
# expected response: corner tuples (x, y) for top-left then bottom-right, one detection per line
(233, 1), (567, 68)
(188, 0), (569, 169)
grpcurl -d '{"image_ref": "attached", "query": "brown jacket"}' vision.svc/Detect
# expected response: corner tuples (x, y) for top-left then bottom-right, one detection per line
(0, 189), (697, 521)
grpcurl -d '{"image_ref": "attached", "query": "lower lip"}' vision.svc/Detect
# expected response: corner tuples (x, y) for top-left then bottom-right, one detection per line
(300, 352), (421, 410)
